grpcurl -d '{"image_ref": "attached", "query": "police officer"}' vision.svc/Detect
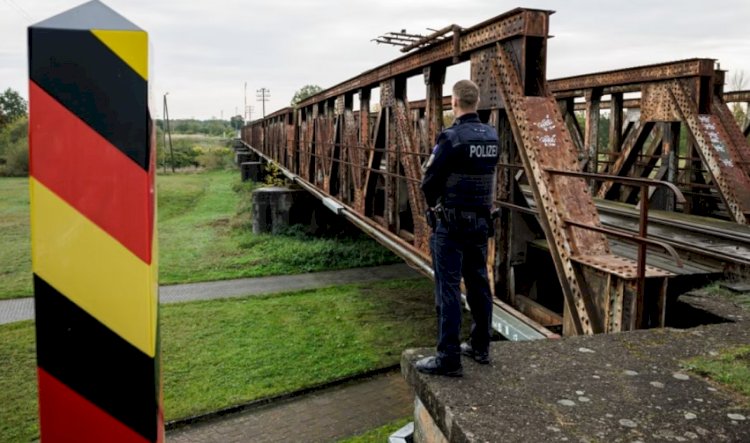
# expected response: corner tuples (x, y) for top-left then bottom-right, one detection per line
(417, 79), (499, 377)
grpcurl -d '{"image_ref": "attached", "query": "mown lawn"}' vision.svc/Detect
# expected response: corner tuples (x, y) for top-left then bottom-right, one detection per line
(0, 170), (398, 299)
(0, 177), (31, 299)
(0, 278), (437, 442)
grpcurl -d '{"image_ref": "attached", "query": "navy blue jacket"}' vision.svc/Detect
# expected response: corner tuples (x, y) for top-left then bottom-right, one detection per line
(421, 113), (500, 209)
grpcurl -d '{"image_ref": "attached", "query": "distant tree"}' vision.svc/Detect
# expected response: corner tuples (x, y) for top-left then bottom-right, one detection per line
(156, 118), (232, 136)
(0, 116), (29, 176)
(230, 115), (244, 130)
(729, 70), (748, 128)
(291, 85), (323, 106)
(0, 88), (27, 128)
(442, 110), (454, 128)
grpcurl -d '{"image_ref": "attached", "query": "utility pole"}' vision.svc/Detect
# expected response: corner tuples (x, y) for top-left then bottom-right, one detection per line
(163, 93), (175, 173)
(246, 105), (254, 122)
(257, 87), (270, 118)
(244, 81), (247, 121)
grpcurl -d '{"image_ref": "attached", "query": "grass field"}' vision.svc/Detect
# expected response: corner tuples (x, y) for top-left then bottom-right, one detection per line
(0, 278), (437, 442)
(0, 177), (29, 299)
(0, 170), (398, 299)
(157, 170), (398, 284)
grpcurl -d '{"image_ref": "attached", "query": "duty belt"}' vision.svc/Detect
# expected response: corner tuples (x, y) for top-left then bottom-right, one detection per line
(439, 207), (490, 223)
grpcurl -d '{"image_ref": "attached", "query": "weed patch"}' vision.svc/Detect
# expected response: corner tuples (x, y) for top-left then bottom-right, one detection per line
(684, 345), (750, 403)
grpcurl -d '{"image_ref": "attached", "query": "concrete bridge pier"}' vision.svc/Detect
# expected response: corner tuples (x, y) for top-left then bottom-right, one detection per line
(240, 161), (265, 182)
(250, 186), (363, 237)
(236, 150), (260, 166)
(251, 187), (315, 234)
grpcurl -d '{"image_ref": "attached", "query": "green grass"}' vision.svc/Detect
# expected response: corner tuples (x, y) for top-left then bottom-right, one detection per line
(337, 417), (411, 443)
(0, 278), (438, 442)
(684, 345), (750, 404)
(0, 321), (37, 443)
(162, 278), (434, 419)
(0, 177), (31, 299)
(0, 170), (398, 299)
(157, 170), (398, 285)
(698, 281), (750, 311)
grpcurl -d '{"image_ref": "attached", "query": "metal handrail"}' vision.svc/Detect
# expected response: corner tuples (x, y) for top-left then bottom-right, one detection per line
(543, 168), (685, 310)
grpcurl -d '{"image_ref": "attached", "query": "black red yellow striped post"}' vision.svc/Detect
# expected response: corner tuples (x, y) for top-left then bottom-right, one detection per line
(28, 1), (162, 441)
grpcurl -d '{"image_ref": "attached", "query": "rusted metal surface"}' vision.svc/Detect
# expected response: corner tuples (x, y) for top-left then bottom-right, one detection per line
(549, 59), (715, 96)
(584, 89), (601, 175)
(494, 41), (603, 335)
(712, 95), (750, 176)
(571, 90), (750, 111)
(400, 25), (460, 54)
(669, 80), (750, 223)
(609, 93), (624, 155)
(546, 58), (750, 224)
(723, 90), (750, 102)
(596, 121), (657, 199)
(296, 8), (549, 108)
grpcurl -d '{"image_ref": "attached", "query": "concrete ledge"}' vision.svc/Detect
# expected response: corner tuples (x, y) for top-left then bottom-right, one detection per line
(402, 320), (750, 442)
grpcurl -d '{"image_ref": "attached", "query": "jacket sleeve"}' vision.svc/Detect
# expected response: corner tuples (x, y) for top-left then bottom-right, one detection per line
(421, 133), (454, 207)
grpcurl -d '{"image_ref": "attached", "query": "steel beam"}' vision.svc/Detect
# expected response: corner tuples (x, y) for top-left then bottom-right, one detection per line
(296, 8), (551, 108)
(549, 59), (715, 96)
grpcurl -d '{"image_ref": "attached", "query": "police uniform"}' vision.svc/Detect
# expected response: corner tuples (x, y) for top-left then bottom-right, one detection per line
(418, 112), (499, 376)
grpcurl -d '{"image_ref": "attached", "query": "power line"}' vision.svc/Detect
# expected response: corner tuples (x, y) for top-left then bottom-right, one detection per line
(256, 88), (270, 118)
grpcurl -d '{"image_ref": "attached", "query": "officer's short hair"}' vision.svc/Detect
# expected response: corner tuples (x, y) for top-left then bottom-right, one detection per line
(452, 80), (480, 110)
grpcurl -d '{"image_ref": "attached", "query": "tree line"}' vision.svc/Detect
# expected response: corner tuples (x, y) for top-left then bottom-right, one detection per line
(0, 87), (245, 176)
(0, 88), (28, 176)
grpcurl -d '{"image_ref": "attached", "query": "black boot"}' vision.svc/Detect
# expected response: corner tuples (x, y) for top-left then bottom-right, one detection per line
(460, 342), (490, 364)
(415, 356), (463, 377)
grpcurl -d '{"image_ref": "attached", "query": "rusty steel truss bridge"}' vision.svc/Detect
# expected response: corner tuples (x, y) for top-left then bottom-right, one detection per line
(237, 8), (750, 340)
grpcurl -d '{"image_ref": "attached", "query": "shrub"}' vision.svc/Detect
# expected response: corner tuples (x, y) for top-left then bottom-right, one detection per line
(157, 139), (201, 170)
(263, 162), (287, 187)
(196, 147), (234, 170)
(1, 141), (29, 177)
(0, 117), (28, 177)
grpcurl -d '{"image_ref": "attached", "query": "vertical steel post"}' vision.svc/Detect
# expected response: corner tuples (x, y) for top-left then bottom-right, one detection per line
(636, 185), (649, 328)
(29, 1), (162, 441)
(609, 92), (624, 162)
(584, 88), (602, 181)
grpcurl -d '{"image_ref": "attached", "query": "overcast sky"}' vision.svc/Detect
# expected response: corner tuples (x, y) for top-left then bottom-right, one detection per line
(2, 0), (749, 119)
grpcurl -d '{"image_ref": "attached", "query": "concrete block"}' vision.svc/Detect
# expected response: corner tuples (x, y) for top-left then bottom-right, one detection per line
(236, 151), (251, 165)
(241, 162), (264, 182)
(251, 187), (316, 234)
(413, 398), (447, 443)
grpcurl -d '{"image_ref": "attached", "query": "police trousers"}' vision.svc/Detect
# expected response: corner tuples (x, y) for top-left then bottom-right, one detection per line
(430, 210), (493, 364)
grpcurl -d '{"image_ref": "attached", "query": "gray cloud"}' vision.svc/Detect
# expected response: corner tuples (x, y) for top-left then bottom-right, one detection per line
(1, 0), (749, 118)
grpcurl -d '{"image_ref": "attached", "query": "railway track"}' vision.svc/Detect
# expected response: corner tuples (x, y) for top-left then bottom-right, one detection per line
(596, 200), (750, 269)
(521, 185), (750, 274)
